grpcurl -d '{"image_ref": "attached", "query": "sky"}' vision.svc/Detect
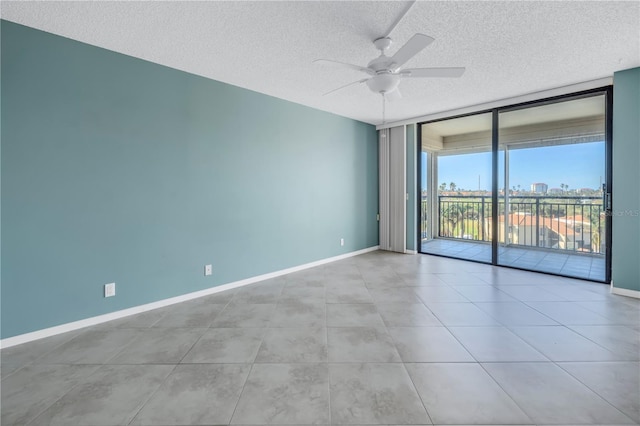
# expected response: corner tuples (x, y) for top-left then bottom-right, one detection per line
(421, 141), (605, 191)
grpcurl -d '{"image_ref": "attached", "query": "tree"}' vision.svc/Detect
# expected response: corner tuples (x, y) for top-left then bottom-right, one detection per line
(439, 182), (447, 192)
(591, 230), (601, 254)
(449, 182), (457, 191)
(440, 202), (473, 238)
(588, 207), (604, 253)
(440, 202), (456, 237)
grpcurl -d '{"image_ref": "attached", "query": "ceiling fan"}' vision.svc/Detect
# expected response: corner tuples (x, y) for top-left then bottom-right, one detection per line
(315, 34), (465, 99)
(314, 1), (465, 121)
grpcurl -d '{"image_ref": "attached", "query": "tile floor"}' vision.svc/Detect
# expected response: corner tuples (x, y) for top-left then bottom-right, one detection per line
(1, 250), (639, 426)
(421, 239), (606, 281)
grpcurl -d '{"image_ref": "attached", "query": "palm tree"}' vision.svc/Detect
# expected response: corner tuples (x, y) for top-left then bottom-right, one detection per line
(449, 182), (457, 192)
(441, 202), (471, 238)
(589, 208), (603, 253)
(440, 203), (459, 237)
(439, 182), (447, 192)
(591, 230), (601, 254)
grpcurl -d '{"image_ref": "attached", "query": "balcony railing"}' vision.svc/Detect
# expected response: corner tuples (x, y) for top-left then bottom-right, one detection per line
(421, 195), (605, 255)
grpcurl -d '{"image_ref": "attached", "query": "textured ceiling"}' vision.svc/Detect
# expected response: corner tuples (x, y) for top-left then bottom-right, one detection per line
(2, 1), (639, 125)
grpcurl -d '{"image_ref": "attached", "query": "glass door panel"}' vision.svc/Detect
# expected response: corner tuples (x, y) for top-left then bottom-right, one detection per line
(419, 112), (493, 263)
(497, 95), (607, 281)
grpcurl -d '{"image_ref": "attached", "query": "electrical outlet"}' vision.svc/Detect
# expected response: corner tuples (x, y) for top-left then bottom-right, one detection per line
(340, 238), (345, 246)
(104, 282), (116, 298)
(204, 264), (213, 276)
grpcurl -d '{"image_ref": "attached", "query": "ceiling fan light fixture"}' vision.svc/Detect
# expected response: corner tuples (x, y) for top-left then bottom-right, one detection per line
(366, 73), (400, 94)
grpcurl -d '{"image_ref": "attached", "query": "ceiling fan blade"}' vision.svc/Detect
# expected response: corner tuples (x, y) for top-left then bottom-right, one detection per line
(390, 33), (434, 69)
(383, 0), (417, 39)
(401, 67), (466, 78)
(385, 88), (402, 102)
(313, 59), (374, 75)
(323, 78), (370, 96)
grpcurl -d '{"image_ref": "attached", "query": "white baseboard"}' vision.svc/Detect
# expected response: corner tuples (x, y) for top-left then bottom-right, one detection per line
(610, 281), (640, 299)
(405, 250), (417, 254)
(1, 245), (379, 349)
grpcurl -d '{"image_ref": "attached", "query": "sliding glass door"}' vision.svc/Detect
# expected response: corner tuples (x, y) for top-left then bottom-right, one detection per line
(418, 89), (611, 282)
(497, 94), (608, 281)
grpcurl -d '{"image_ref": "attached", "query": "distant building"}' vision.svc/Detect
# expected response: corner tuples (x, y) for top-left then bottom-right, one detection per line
(530, 183), (548, 194)
(548, 187), (562, 194)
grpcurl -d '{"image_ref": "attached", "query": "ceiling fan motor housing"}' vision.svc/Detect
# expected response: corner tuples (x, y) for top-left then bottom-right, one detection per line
(366, 52), (400, 94)
(367, 54), (395, 72)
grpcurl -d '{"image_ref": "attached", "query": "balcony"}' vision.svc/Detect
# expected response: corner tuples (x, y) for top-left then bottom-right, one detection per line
(421, 195), (606, 281)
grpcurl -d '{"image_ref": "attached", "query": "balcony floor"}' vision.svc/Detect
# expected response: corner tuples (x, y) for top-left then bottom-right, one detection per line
(421, 238), (606, 282)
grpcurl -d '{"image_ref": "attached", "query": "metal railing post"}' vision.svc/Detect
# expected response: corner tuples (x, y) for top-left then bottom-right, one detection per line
(536, 198), (540, 247)
(481, 197), (485, 241)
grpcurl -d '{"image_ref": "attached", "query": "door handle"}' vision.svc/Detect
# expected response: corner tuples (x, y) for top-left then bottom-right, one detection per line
(602, 183), (611, 211)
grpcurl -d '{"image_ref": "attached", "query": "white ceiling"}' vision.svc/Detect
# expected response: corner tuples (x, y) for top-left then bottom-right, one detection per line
(2, 1), (639, 125)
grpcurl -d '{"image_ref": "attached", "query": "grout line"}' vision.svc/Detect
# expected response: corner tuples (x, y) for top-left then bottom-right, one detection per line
(13, 363), (103, 426)
(476, 361), (536, 424)
(325, 285), (332, 425)
(401, 361), (435, 425)
(124, 363), (178, 426)
(552, 360), (639, 422)
(226, 361), (255, 424)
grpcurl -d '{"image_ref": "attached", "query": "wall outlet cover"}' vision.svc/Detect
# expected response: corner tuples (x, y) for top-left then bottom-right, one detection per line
(104, 283), (116, 298)
(205, 264), (213, 276)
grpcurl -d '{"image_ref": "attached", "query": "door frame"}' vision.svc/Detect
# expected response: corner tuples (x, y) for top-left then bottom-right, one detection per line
(416, 86), (613, 283)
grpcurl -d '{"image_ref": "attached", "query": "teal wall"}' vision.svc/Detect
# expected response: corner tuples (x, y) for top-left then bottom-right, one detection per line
(612, 67), (640, 292)
(1, 21), (378, 338)
(406, 124), (416, 251)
